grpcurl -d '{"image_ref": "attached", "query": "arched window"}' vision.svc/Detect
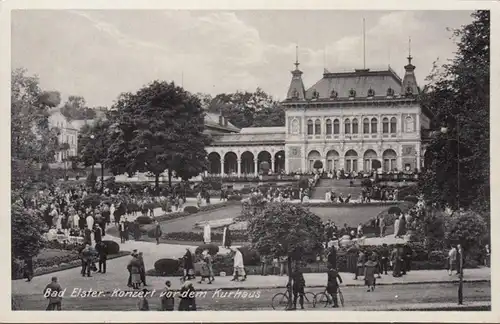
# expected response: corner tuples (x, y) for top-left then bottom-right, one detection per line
(387, 87), (394, 97)
(390, 117), (397, 133)
(315, 119), (321, 134)
(307, 119), (313, 135)
(326, 119), (332, 135)
(382, 117), (389, 134)
(363, 118), (370, 134)
(333, 119), (340, 134)
(352, 118), (359, 134)
(344, 119), (351, 134)
(371, 118), (378, 134)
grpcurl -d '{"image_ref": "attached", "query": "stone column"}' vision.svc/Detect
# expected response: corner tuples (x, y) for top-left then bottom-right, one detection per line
(237, 158), (241, 177)
(397, 145), (403, 171)
(254, 159), (259, 177)
(271, 157), (275, 173)
(220, 156), (224, 176)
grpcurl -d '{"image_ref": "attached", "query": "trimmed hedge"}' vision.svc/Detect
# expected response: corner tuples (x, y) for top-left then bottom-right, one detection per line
(184, 206), (199, 214)
(154, 258), (181, 276)
(103, 240), (120, 254)
(228, 195), (243, 201)
(136, 216), (153, 225)
(162, 230), (248, 243)
(195, 244), (219, 256)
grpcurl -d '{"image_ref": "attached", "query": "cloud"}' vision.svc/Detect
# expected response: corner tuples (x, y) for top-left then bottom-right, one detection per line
(11, 10), (471, 106)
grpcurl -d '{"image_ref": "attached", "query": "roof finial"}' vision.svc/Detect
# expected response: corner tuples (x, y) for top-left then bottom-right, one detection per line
(407, 36), (413, 64)
(294, 44), (300, 70)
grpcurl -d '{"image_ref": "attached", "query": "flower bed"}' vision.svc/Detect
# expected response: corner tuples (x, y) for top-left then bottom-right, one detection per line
(12, 249), (131, 279)
(299, 201), (403, 208)
(154, 201), (235, 223)
(161, 230), (249, 242)
(194, 218), (234, 229)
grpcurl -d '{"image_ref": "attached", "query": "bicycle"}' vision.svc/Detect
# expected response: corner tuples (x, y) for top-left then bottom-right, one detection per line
(271, 288), (316, 310)
(313, 287), (344, 308)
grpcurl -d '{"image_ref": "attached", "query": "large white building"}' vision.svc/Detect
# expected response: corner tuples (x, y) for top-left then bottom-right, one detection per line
(205, 54), (432, 176)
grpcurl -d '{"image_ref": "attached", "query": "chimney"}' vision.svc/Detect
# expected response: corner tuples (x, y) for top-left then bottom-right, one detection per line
(224, 118), (228, 126)
(219, 116), (224, 126)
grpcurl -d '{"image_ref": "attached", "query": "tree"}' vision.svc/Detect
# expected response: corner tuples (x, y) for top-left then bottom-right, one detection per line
(78, 118), (112, 190)
(445, 211), (488, 253)
(248, 203), (324, 309)
(11, 203), (47, 260)
(204, 88), (283, 128)
(420, 11), (489, 214)
(11, 68), (60, 195)
(60, 95), (97, 121)
(106, 81), (209, 189)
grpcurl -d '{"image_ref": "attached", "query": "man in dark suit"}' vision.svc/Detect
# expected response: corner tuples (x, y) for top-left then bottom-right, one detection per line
(96, 241), (108, 274)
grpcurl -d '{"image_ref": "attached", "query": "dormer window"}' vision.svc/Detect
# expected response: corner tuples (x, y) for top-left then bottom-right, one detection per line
(348, 88), (356, 98)
(387, 87), (395, 97)
(312, 90), (320, 99)
(330, 90), (338, 99)
(367, 88), (375, 97)
(291, 88), (299, 99)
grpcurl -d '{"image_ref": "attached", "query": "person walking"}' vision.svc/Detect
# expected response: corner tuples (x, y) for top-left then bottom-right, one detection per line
(138, 252), (147, 286)
(178, 280), (197, 311)
(160, 280), (175, 311)
(44, 276), (63, 311)
(380, 243), (389, 275)
(230, 248), (246, 282)
(223, 226), (231, 249)
(326, 268), (343, 308)
(137, 289), (150, 311)
(96, 241), (108, 274)
(93, 224), (102, 244)
(364, 254), (379, 292)
(127, 253), (142, 289)
(354, 250), (365, 280)
(290, 266), (306, 310)
(154, 220), (162, 245)
(448, 245), (457, 275)
(119, 220), (126, 243)
(182, 248), (195, 281)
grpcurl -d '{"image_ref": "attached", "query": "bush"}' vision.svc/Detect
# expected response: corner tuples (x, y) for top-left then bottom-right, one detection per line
(240, 187), (252, 194)
(154, 258), (181, 276)
(404, 195), (419, 204)
(86, 172), (97, 188)
(237, 246), (260, 266)
(136, 216), (153, 225)
(184, 206), (199, 214)
(228, 195), (242, 201)
(313, 160), (323, 170)
(195, 244), (219, 256)
(103, 240), (120, 254)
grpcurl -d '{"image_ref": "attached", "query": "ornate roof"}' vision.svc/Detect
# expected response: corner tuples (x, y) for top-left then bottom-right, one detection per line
(303, 68), (404, 100)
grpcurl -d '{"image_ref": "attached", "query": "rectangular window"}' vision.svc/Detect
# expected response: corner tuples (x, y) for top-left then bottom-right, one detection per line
(315, 124), (321, 135)
(391, 159), (396, 171)
(326, 124), (332, 135)
(352, 159), (358, 172)
(333, 123), (339, 134)
(363, 123), (370, 134)
(352, 123), (358, 134)
(364, 159), (371, 171)
(307, 124), (313, 135)
(384, 159), (390, 171)
(383, 123), (389, 134)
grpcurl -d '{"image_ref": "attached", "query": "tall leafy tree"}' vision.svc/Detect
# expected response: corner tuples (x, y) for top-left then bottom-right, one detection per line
(106, 81), (209, 189)
(248, 202), (324, 309)
(420, 11), (489, 214)
(11, 68), (59, 261)
(60, 95), (97, 120)
(204, 88), (284, 128)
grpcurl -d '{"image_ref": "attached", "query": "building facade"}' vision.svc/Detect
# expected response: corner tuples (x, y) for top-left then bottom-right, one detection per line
(48, 111), (79, 163)
(206, 55), (432, 177)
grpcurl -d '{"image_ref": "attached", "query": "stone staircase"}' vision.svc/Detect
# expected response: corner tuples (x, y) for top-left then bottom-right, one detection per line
(311, 178), (365, 200)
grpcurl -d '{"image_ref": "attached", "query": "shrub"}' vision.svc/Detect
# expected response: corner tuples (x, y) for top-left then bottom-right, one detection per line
(103, 240), (120, 254)
(240, 187), (252, 194)
(237, 246), (260, 266)
(404, 195), (419, 204)
(154, 258), (181, 276)
(136, 216), (153, 225)
(228, 195), (242, 201)
(313, 160), (323, 170)
(184, 206), (199, 214)
(195, 244), (219, 256)
(86, 172), (97, 189)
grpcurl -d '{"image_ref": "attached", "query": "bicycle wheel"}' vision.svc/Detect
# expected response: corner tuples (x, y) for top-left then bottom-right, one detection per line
(303, 292), (316, 309)
(314, 292), (330, 308)
(338, 290), (345, 307)
(271, 293), (289, 310)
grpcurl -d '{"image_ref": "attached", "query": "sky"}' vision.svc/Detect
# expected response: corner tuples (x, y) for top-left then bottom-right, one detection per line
(11, 10), (475, 107)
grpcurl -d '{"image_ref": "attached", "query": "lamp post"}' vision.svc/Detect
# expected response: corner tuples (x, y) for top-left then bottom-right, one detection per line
(440, 121), (463, 305)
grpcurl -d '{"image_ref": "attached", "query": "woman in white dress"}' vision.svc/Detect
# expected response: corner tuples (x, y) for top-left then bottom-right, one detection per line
(203, 222), (211, 244)
(231, 248), (246, 282)
(394, 216), (400, 238)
